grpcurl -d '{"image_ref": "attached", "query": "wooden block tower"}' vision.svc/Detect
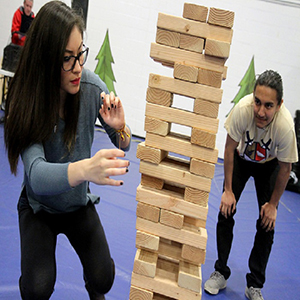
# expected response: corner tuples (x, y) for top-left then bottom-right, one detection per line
(130, 3), (235, 299)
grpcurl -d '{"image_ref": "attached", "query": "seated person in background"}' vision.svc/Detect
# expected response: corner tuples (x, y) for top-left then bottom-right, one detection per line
(11, 0), (35, 46)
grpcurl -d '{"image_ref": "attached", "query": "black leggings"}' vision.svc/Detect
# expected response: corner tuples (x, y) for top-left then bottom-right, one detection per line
(18, 189), (115, 300)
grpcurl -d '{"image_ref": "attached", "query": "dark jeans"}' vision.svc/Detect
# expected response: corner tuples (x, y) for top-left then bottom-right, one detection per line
(214, 151), (279, 288)
(18, 188), (115, 300)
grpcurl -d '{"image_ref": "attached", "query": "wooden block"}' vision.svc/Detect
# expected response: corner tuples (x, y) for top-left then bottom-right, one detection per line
(137, 202), (160, 223)
(136, 184), (208, 221)
(136, 217), (207, 250)
(205, 38), (231, 59)
(184, 215), (206, 231)
(145, 132), (219, 164)
(191, 127), (216, 149)
(178, 261), (201, 293)
(190, 158), (215, 179)
(157, 13), (233, 43)
(145, 102), (219, 133)
(184, 187), (209, 206)
(183, 3), (208, 22)
(179, 34), (204, 53)
(141, 174), (164, 190)
(131, 259), (202, 300)
(136, 230), (160, 251)
(133, 249), (158, 278)
(147, 87), (173, 107)
(139, 158), (212, 192)
(198, 67), (223, 88)
(181, 244), (206, 265)
(208, 7), (235, 28)
(173, 63), (198, 83)
(130, 285), (153, 300)
(160, 209), (184, 229)
(150, 43), (226, 75)
(137, 142), (168, 164)
(194, 98), (219, 119)
(148, 73), (223, 104)
(145, 116), (171, 136)
(156, 28), (180, 48)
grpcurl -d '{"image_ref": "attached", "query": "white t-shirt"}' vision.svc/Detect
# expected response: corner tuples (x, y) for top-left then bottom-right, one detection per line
(225, 94), (298, 164)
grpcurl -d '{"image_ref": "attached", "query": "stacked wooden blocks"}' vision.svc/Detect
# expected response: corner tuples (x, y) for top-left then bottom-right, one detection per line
(130, 3), (234, 300)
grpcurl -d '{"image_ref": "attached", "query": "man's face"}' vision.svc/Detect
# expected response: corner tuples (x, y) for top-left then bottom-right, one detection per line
(253, 85), (282, 129)
(24, 0), (33, 16)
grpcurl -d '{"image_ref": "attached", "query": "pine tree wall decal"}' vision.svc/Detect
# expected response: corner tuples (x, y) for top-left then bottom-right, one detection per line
(94, 29), (117, 94)
(226, 56), (256, 116)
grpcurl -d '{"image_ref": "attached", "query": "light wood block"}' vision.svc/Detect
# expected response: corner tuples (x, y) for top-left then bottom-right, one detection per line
(136, 230), (160, 251)
(173, 63), (198, 83)
(208, 7), (235, 28)
(148, 73), (223, 104)
(150, 43), (226, 75)
(184, 215), (206, 230)
(205, 38), (231, 59)
(191, 127), (216, 149)
(137, 142), (168, 165)
(179, 34), (204, 53)
(190, 158), (215, 179)
(137, 202), (161, 223)
(178, 261), (201, 293)
(157, 12), (233, 43)
(131, 259), (202, 300)
(141, 174), (164, 190)
(136, 217), (207, 250)
(145, 102), (219, 133)
(183, 3), (208, 22)
(160, 209), (184, 229)
(193, 98), (219, 119)
(184, 187), (209, 206)
(156, 28), (180, 48)
(181, 244), (206, 265)
(145, 116), (171, 136)
(147, 87), (173, 107)
(145, 132), (219, 164)
(139, 158), (212, 192)
(198, 67), (223, 88)
(134, 249), (158, 278)
(136, 184), (208, 221)
(130, 285), (153, 300)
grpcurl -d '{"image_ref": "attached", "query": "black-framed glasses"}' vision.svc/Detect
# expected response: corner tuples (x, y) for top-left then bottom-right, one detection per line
(62, 45), (89, 72)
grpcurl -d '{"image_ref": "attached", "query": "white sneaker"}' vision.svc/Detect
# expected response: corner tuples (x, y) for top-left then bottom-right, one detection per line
(245, 286), (264, 300)
(204, 271), (227, 295)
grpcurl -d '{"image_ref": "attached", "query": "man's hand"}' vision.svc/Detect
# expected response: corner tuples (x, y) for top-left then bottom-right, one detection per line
(220, 190), (236, 218)
(260, 202), (277, 231)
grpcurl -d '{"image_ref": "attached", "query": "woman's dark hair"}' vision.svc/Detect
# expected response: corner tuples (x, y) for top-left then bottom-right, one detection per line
(5, 1), (85, 174)
(254, 70), (283, 105)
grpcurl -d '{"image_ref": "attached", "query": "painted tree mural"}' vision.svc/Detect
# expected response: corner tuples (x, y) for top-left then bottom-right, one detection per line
(94, 29), (117, 94)
(227, 56), (256, 116)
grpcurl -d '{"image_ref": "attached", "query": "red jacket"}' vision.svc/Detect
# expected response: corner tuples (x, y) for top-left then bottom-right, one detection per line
(11, 6), (34, 46)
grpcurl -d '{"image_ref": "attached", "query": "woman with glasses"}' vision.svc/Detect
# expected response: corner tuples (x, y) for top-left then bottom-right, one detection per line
(4, 1), (131, 299)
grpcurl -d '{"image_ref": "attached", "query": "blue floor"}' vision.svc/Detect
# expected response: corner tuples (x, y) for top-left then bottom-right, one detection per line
(0, 122), (299, 300)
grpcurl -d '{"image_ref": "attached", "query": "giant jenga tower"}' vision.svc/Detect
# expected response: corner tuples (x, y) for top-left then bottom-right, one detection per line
(130, 3), (234, 300)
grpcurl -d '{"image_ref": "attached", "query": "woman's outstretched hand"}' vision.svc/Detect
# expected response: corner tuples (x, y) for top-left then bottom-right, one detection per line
(68, 148), (129, 187)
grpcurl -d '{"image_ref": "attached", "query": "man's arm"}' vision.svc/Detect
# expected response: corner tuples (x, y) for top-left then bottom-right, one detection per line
(220, 134), (239, 218)
(260, 161), (292, 231)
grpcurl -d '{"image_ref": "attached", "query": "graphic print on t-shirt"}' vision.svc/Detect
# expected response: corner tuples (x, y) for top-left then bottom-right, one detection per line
(243, 131), (271, 162)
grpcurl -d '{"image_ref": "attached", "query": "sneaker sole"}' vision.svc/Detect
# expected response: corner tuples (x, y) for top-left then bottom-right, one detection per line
(204, 283), (227, 295)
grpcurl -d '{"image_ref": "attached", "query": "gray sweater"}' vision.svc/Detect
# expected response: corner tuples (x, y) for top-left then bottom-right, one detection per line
(21, 69), (130, 214)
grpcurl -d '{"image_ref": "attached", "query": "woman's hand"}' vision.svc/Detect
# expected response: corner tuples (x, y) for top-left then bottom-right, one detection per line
(68, 148), (129, 187)
(99, 91), (125, 130)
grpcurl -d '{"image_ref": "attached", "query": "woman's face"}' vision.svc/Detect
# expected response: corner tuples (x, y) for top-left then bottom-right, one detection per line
(60, 26), (83, 100)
